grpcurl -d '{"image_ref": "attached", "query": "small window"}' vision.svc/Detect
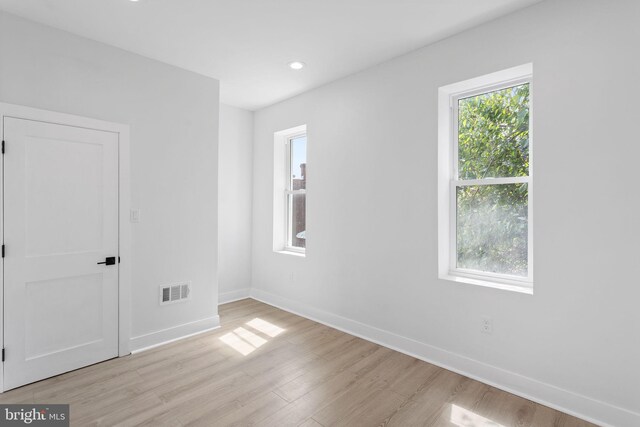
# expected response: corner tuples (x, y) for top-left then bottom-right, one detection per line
(286, 134), (307, 251)
(438, 64), (533, 291)
(273, 125), (307, 255)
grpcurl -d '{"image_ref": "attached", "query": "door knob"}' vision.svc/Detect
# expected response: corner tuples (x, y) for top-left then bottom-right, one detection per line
(97, 257), (116, 266)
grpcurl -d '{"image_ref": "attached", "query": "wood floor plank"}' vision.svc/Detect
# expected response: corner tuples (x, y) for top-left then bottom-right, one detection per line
(0, 386), (34, 404)
(385, 369), (472, 426)
(299, 418), (324, 427)
(273, 345), (371, 403)
(261, 369), (360, 426)
(110, 401), (184, 427)
(311, 376), (406, 427)
(0, 298), (598, 427)
(187, 391), (288, 427)
(530, 405), (598, 427)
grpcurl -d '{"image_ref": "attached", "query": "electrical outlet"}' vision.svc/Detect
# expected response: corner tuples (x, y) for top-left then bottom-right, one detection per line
(481, 316), (493, 334)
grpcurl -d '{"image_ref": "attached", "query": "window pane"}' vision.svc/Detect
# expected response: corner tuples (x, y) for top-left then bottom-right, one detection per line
(288, 193), (306, 248)
(290, 135), (307, 190)
(456, 183), (528, 276)
(458, 84), (529, 179)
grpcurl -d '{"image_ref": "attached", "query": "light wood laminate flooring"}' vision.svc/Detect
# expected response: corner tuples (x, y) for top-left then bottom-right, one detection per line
(0, 299), (597, 426)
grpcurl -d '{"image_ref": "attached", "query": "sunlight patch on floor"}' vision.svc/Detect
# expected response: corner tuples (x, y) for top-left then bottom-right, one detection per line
(219, 332), (256, 356)
(246, 317), (285, 337)
(451, 404), (504, 427)
(219, 318), (286, 356)
(234, 327), (268, 348)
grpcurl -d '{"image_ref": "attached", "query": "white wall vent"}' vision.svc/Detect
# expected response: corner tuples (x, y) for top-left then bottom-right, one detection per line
(159, 282), (191, 305)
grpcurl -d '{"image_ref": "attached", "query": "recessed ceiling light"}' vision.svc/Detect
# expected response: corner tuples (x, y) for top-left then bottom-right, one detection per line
(288, 61), (305, 70)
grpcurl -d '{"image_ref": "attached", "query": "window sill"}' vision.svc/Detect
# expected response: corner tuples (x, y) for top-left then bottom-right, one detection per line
(440, 273), (533, 295)
(275, 250), (306, 258)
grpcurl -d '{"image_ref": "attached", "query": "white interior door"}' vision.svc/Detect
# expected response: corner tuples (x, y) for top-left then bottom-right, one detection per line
(3, 117), (119, 391)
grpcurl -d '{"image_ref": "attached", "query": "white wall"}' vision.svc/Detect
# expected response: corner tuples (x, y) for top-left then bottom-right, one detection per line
(251, 0), (640, 426)
(218, 104), (253, 303)
(0, 12), (220, 350)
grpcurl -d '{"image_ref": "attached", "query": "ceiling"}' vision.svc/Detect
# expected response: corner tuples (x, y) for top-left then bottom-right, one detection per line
(0, 0), (543, 110)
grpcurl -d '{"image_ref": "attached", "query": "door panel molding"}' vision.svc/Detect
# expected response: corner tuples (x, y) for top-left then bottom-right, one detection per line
(0, 102), (131, 392)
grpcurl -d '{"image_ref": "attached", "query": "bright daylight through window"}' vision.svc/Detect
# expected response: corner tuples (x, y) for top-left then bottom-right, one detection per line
(439, 65), (533, 291)
(286, 134), (307, 251)
(273, 125), (307, 255)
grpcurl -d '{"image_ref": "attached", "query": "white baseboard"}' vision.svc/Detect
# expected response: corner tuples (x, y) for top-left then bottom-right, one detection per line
(219, 288), (251, 305)
(130, 315), (220, 353)
(250, 288), (639, 427)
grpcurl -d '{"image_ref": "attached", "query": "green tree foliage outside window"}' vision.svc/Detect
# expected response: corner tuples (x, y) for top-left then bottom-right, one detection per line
(456, 84), (530, 277)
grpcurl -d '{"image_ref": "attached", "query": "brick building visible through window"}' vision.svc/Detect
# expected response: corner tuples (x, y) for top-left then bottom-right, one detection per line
(291, 163), (306, 248)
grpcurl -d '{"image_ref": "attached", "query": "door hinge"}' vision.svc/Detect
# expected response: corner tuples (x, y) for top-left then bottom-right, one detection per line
(1, 244), (4, 258)
(2, 348), (5, 362)
(1, 140), (4, 154)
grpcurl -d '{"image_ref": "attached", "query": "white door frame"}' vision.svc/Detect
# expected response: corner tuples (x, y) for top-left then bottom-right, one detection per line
(0, 102), (132, 392)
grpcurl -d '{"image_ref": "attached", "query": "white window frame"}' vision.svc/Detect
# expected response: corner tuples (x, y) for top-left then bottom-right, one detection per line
(273, 125), (307, 256)
(438, 64), (533, 293)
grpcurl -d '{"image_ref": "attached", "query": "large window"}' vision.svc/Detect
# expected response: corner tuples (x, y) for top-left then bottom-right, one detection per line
(273, 125), (307, 255)
(438, 65), (533, 291)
